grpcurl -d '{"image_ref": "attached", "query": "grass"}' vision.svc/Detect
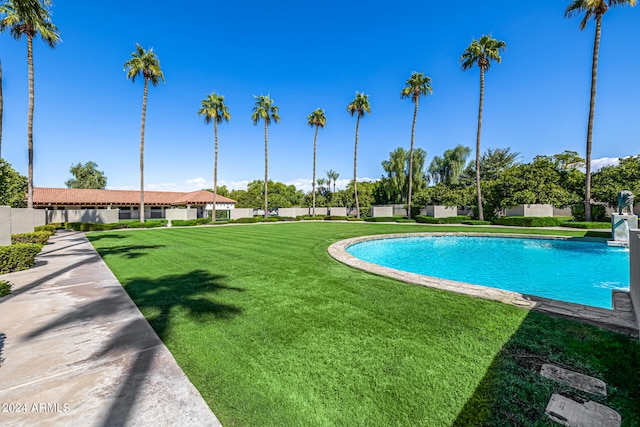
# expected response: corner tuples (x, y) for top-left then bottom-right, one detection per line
(87, 223), (639, 426)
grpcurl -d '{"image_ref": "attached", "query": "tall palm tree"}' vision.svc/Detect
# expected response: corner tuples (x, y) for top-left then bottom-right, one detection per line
(0, 0), (60, 208)
(401, 72), (432, 219)
(565, 0), (637, 222)
(460, 35), (506, 220)
(325, 169), (339, 193)
(252, 94), (280, 218)
(307, 108), (326, 216)
(199, 92), (230, 222)
(124, 43), (164, 223)
(347, 92), (370, 218)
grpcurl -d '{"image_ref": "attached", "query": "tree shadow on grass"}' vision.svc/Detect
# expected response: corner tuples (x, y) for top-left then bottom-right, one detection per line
(20, 269), (241, 426)
(93, 244), (167, 259)
(452, 311), (640, 426)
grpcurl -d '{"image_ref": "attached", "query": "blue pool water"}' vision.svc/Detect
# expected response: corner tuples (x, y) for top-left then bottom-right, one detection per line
(346, 236), (630, 309)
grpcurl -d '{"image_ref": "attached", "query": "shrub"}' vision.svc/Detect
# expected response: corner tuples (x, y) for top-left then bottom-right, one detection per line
(260, 217), (280, 222)
(0, 243), (42, 274)
(364, 217), (399, 222)
(346, 217), (364, 221)
(396, 219), (416, 223)
(64, 220), (166, 231)
(324, 216), (349, 221)
(571, 204), (608, 222)
(415, 215), (471, 224)
(0, 280), (11, 298)
(171, 218), (212, 227)
(560, 221), (611, 229)
(230, 217), (259, 223)
(34, 224), (57, 234)
(12, 231), (51, 245)
(491, 216), (563, 227)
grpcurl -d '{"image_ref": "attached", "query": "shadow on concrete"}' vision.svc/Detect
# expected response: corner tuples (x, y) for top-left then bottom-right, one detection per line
(0, 333), (5, 368)
(452, 310), (640, 426)
(94, 244), (167, 259)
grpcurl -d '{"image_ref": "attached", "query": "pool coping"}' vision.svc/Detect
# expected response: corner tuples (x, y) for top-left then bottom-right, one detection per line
(328, 233), (639, 337)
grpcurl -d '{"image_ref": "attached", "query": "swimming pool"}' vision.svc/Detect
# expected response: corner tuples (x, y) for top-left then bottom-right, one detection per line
(346, 235), (629, 309)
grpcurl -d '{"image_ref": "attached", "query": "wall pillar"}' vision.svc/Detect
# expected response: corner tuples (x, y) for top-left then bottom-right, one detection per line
(629, 229), (640, 333)
(0, 206), (11, 246)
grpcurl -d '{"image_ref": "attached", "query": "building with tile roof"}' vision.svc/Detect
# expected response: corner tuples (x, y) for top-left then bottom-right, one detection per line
(33, 188), (236, 220)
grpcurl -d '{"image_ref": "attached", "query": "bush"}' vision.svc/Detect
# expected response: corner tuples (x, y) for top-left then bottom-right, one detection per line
(491, 216), (563, 227)
(364, 217), (400, 222)
(230, 217), (259, 223)
(324, 216), (349, 221)
(34, 224), (57, 234)
(171, 218), (212, 227)
(414, 215), (471, 224)
(346, 217), (364, 221)
(0, 280), (11, 298)
(396, 219), (416, 223)
(64, 220), (166, 231)
(0, 243), (42, 274)
(12, 231), (51, 245)
(571, 204), (608, 222)
(560, 221), (611, 229)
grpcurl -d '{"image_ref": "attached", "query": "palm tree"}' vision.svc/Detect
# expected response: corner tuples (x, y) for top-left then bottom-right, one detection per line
(325, 169), (339, 193)
(199, 92), (230, 222)
(347, 92), (370, 218)
(401, 72), (432, 219)
(565, 0), (637, 222)
(0, 0), (60, 208)
(307, 108), (326, 216)
(252, 94), (280, 218)
(124, 43), (164, 223)
(460, 35), (506, 220)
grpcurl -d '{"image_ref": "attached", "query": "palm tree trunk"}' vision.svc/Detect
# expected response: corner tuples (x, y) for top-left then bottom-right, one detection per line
(27, 36), (34, 208)
(312, 125), (318, 216)
(407, 98), (419, 219)
(475, 67), (485, 221)
(213, 119), (218, 222)
(584, 15), (602, 222)
(264, 120), (269, 219)
(0, 59), (3, 159)
(139, 79), (148, 223)
(353, 116), (360, 218)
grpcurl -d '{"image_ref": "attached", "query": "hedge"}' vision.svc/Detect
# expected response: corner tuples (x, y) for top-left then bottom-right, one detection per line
(12, 231), (51, 245)
(34, 224), (57, 234)
(64, 220), (166, 231)
(230, 217), (260, 223)
(170, 218), (212, 227)
(0, 243), (42, 274)
(415, 215), (471, 224)
(461, 220), (492, 225)
(364, 216), (401, 222)
(491, 216), (564, 227)
(324, 216), (349, 221)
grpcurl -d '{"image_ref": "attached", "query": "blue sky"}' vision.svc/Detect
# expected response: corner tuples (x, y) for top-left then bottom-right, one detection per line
(1, 1), (638, 193)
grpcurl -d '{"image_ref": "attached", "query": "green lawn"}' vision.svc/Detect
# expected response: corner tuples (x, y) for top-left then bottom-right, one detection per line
(87, 222), (639, 426)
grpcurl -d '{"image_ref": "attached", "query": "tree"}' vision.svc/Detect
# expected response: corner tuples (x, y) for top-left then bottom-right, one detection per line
(564, 0), (637, 221)
(380, 147), (428, 206)
(307, 108), (326, 216)
(325, 169), (339, 193)
(199, 92), (230, 222)
(124, 43), (164, 223)
(401, 71), (432, 219)
(347, 92), (370, 218)
(0, 0), (60, 208)
(65, 161), (107, 189)
(591, 155), (640, 206)
(460, 35), (506, 220)
(0, 158), (27, 207)
(252, 94), (280, 218)
(428, 145), (471, 185)
(462, 147), (520, 183)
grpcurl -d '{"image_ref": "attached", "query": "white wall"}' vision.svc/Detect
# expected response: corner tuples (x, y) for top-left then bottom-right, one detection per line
(230, 208), (253, 219)
(425, 205), (457, 218)
(165, 208), (197, 222)
(47, 209), (120, 224)
(370, 206), (393, 217)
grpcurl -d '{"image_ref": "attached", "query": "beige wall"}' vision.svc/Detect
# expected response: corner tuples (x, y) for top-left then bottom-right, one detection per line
(47, 209), (119, 224)
(0, 206), (11, 246)
(370, 206), (393, 217)
(166, 208), (197, 222)
(11, 208), (45, 234)
(629, 229), (640, 333)
(425, 205), (457, 218)
(230, 208), (253, 219)
(506, 204), (554, 217)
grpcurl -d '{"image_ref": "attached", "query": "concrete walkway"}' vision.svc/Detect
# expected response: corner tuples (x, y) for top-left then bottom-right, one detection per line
(0, 230), (221, 427)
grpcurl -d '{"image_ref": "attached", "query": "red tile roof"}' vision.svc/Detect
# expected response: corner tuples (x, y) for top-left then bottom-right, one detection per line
(33, 188), (236, 206)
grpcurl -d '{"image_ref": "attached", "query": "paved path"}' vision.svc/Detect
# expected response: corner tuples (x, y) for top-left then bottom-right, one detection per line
(0, 230), (221, 427)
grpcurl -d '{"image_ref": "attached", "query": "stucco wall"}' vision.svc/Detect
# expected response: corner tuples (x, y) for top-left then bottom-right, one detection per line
(165, 208), (197, 222)
(425, 205), (457, 218)
(629, 229), (640, 333)
(47, 209), (120, 224)
(329, 207), (347, 217)
(10, 208), (43, 233)
(506, 204), (554, 217)
(229, 208), (253, 219)
(370, 206), (393, 217)
(0, 206), (11, 246)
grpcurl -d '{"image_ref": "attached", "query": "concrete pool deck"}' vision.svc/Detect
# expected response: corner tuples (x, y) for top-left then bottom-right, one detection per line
(328, 233), (639, 337)
(0, 230), (221, 426)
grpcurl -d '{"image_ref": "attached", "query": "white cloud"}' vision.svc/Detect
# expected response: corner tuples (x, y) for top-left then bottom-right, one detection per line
(591, 157), (621, 172)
